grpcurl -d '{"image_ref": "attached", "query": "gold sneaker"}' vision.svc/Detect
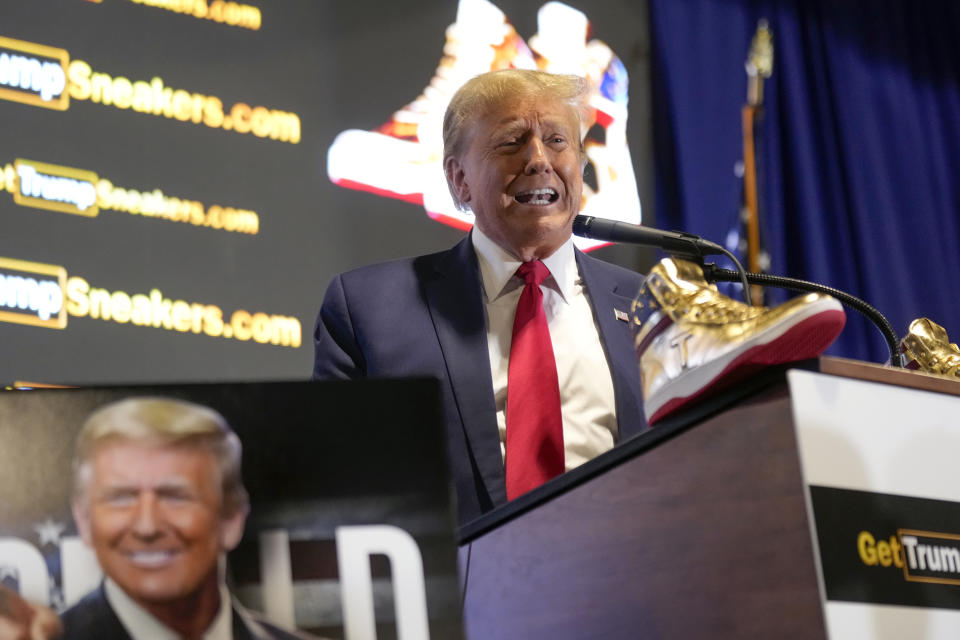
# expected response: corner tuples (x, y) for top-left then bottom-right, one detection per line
(633, 258), (846, 424)
(901, 318), (960, 377)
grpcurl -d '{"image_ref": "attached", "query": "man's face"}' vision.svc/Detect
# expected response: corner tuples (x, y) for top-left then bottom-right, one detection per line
(73, 440), (245, 608)
(446, 94), (584, 260)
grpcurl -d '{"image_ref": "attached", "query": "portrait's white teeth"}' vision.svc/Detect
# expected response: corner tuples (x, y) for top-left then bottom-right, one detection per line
(127, 550), (175, 567)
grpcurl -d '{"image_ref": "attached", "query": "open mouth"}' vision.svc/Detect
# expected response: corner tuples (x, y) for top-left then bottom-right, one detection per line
(514, 188), (559, 205)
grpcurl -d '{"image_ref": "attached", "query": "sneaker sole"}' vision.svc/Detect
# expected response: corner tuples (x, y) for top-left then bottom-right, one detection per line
(646, 300), (846, 424)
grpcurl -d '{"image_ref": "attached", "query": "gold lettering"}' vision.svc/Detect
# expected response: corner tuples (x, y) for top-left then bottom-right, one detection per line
(171, 300), (192, 331)
(125, 189), (143, 214)
(151, 77), (172, 116)
(858, 531), (878, 566)
(232, 103), (251, 133)
(203, 96), (223, 127)
(890, 535), (905, 568)
(877, 540), (892, 567)
(67, 60), (91, 101)
(172, 89), (192, 121)
(190, 302), (205, 333)
(272, 110), (301, 144)
(207, 205), (222, 228)
(252, 312), (272, 343)
(223, 207), (237, 231)
(131, 294), (152, 325)
(62, 278), (295, 347)
(91, 72), (113, 105)
(111, 291), (132, 323)
(65, 277), (89, 317)
(150, 289), (173, 329)
(189, 202), (205, 225)
(271, 315), (302, 347)
(112, 76), (133, 109)
(251, 106), (272, 138)
(96, 179), (113, 209)
(190, 93), (205, 123)
(233, 309), (252, 340)
(65, 61), (297, 142)
(132, 80), (152, 112)
(203, 305), (223, 336)
(88, 287), (112, 320)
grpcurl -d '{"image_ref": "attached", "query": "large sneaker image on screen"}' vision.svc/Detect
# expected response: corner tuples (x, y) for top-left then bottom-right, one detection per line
(326, 0), (642, 251)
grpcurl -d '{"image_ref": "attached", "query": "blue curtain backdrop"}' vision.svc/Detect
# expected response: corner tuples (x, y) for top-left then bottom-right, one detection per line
(649, 0), (960, 363)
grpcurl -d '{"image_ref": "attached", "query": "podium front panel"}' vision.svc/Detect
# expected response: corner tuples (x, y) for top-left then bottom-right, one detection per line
(462, 383), (826, 639)
(791, 369), (960, 638)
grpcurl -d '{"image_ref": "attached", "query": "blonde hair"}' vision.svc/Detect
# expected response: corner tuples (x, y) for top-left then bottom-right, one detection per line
(442, 69), (589, 210)
(72, 397), (249, 516)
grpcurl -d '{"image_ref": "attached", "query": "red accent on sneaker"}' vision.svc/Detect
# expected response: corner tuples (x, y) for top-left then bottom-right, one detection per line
(332, 178), (425, 207)
(634, 313), (674, 359)
(647, 308), (846, 424)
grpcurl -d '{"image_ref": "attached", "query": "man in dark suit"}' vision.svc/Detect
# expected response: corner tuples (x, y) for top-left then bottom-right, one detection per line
(314, 69), (646, 526)
(61, 397), (316, 640)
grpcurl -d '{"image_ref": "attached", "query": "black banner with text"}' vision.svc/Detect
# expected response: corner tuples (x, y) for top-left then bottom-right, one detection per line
(810, 485), (960, 610)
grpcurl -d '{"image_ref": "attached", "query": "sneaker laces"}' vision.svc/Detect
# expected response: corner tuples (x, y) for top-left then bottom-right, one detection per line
(645, 260), (765, 325)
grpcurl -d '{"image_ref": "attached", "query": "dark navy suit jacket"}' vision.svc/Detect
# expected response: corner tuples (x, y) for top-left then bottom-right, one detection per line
(60, 583), (317, 639)
(313, 236), (647, 525)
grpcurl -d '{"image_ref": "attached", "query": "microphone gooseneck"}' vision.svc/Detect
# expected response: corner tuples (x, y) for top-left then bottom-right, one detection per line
(572, 215), (901, 364)
(572, 215), (753, 305)
(702, 265), (903, 367)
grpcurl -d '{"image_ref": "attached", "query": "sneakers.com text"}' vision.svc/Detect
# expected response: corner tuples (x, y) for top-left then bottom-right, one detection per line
(0, 257), (301, 348)
(128, 0), (262, 31)
(0, 36), (300, 144)
(0, 159), (260, 235)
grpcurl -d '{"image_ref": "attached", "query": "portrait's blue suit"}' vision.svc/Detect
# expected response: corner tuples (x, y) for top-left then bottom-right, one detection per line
(313, 235), (647, 525)
(60, 583), (319, 639)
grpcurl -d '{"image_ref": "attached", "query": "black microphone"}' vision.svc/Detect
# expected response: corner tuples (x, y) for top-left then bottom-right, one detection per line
(573, 214), (754, 305)
(572, 214), (725, 257)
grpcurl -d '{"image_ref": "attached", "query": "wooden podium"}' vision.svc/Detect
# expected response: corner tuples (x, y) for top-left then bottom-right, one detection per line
(456, 358), (960, 640)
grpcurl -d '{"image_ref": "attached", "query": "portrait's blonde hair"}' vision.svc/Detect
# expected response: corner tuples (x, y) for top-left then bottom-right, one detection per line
(442, 69), (589, 211)
(72, 397), (249, 516)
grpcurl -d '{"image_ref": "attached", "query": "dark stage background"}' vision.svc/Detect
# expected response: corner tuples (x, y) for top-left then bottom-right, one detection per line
(4, 0), (955, 385)
(0, 0), (655, 386)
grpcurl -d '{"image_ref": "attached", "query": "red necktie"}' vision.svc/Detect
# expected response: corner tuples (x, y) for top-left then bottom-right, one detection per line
(505, 260), (564, 500)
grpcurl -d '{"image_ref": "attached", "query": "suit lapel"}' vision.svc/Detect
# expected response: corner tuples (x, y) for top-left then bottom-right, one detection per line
(423, 237), (507, 506)
(576, 251), (648, 439)
(420, 240), (646, 508)
(232, 606), (256, 640)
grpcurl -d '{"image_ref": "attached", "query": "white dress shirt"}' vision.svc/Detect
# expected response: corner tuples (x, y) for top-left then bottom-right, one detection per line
(471, 227), (618, 471)
(105, 578), (234, 640)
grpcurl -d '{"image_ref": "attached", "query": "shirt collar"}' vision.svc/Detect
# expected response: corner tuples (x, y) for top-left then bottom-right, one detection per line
(471, 226), (577, 303)
(105, 578), (233, 640)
